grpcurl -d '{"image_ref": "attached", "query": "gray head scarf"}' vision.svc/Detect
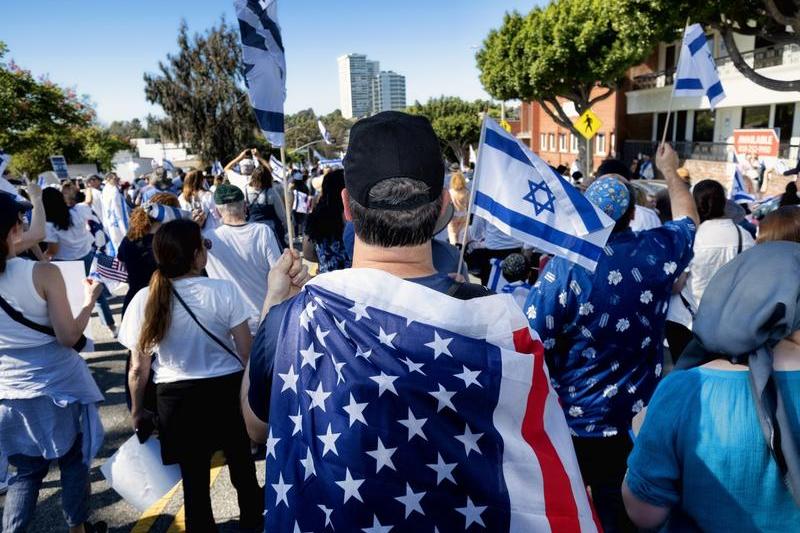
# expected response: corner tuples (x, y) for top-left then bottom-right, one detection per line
(677, 241), (800, 506)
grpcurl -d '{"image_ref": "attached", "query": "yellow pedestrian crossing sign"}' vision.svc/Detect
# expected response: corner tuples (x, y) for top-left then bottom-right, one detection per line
(574, 109), (602, 140)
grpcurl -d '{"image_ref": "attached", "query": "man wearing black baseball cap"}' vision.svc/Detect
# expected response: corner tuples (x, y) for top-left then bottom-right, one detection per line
(241, 112), (489, 442)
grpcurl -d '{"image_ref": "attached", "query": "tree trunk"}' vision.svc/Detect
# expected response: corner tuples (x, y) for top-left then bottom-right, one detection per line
(721, 28), (800, 92)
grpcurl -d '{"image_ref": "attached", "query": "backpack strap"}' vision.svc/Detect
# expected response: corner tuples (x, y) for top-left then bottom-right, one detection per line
(172, 289), (242, 365)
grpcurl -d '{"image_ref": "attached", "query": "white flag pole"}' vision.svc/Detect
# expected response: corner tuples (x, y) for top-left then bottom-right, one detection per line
(660, 19), (691, 147)
(280, 146), (295, 247)
(456, 116), (489, 278)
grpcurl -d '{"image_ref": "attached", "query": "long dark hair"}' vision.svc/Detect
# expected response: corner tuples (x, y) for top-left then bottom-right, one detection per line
(42, 188), (72, 230)
(137, 219), (202, 353)
(306, 169), (346, 242)
(0, 209), (23, 274)
(250, 166), (273, 191)
(692, 180), (727, 223)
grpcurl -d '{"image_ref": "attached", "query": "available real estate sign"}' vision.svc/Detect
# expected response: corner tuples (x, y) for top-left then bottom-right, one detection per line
(733, 129), (780, 158)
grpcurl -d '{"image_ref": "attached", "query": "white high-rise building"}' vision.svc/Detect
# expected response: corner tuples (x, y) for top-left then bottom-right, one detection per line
(371, 71), (407, 114)
(338, 54), (380, 119)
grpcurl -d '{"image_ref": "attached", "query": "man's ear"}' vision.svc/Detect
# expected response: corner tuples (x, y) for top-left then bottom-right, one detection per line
(342, 189), (353, 222)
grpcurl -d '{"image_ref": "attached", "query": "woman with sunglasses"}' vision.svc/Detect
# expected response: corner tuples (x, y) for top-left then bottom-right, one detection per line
(0, 189), (107, 533)
(118, 219), (262, 532)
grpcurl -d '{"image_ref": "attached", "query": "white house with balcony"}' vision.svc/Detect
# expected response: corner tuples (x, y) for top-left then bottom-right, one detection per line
(624, 31), (800, 189)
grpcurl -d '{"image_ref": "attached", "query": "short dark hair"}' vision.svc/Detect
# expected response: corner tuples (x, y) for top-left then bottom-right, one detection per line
(693, 179), (727, 222)
(349, 177), (442, 247)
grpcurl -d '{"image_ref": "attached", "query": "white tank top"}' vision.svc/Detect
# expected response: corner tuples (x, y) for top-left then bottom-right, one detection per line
(0, 257), (53, 349)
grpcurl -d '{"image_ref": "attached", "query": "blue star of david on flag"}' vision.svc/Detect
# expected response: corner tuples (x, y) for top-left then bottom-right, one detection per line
(523, 180), (556, 216)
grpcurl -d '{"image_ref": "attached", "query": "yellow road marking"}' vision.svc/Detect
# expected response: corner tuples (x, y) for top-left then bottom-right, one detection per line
(130, 484), (181, 533)
(166, 452), (227, 533)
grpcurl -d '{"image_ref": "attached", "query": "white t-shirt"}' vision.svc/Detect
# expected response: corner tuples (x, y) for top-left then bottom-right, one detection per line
(179, 191), (220, 230)
(631, 205), (662, 232)
(44, 206), (95, 260)
(85, 186), (104, 220)
(118, 277), (250, 384)
(667, 218), (754, 328)
(204, 223), (281, 333)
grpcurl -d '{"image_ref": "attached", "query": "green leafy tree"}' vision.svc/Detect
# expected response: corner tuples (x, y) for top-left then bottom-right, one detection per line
(144, 19), (261, 164)
(681, 0), (799, 91)
(284, 108), (352, 161)
(406, 96), (496, 164)
(107, 118), (154, 141)
(478, 0), (681, 171)
(0, 41), (126, 175)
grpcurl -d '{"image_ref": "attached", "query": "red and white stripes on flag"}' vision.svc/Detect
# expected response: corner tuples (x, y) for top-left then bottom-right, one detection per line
(276, 269), (601, 532)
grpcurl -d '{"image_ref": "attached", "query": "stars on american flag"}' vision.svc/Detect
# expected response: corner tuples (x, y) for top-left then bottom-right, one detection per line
(425, 331), (453, 358)
(336, 468), (365, 504)
(266, 285), (506, 532)
(342, 393), (368, 427)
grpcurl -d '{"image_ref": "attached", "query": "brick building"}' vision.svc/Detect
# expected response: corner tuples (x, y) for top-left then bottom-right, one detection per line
(513, 34), (800, 191)
(517, 85), (632, 173)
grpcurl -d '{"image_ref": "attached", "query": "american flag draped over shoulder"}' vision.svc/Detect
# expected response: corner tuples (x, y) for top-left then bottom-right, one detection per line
(266, 269), (599, 532)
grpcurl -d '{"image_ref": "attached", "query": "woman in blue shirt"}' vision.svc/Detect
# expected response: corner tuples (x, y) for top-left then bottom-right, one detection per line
(623, 241), (800, 531)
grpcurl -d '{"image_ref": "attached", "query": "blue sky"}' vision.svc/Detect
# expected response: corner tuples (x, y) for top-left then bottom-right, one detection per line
(2, 0), (540, 124)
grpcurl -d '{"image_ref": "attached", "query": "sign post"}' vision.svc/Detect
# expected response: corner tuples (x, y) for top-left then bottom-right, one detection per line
(733, 128), (780, 158)
(49, 155), (69, 180)
(574, 109), (603, 176)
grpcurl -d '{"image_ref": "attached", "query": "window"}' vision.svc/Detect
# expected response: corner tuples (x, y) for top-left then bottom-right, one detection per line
(540, 133), (547, 151)
(559, 133), (567, 152)
(693, 110), (715, 142)
(774, 103), (796, 143)
(610, 133), (616, 156)
(664, 44), (677, 71)
(675, 110), (688, 142)
(570, 134), (579, 153)
(548, 133), (555, 152)
(596, 133), (606, 155)
(742, 105), (770, 129)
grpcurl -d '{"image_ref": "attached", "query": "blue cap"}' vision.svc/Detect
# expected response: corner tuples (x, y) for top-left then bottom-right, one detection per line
(585, 177), (631, 221)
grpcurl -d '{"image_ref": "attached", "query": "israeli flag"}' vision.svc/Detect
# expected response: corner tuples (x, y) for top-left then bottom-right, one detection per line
(0, 149), (10, 177)
(731, 153), (756, 204)
(211, 160), (224, 175)
(674, 23), (725, 109)
(318, 119), (333, 145)
(269, 154), (285, 180)
(313, 149), (324, 161)
(235, 0), (286, 147)
(161, 159), (175, 173)
(473, 118), (615, 271)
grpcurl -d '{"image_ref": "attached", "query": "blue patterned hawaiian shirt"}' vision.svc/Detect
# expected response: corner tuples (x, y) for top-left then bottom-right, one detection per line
(525, 218), (696, 438)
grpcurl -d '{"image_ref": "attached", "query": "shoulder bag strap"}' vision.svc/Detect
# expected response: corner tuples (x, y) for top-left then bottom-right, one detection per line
(0, 293), (87, 351)
(733, 220), (743, 255)
(171, 288), (242, 365)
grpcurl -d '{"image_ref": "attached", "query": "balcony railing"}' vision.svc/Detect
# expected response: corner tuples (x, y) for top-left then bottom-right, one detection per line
(623, 140), (799, 164)
(631, 44), (789, 90)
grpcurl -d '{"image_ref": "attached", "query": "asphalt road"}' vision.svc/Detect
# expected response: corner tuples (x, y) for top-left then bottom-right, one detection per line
(0, 296), (266, 533)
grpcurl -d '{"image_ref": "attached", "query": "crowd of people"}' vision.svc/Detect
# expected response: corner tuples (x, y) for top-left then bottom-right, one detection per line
(1, 109), (799, 532)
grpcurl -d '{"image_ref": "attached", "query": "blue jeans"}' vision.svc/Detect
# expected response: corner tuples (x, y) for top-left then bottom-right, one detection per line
(81, 252), (115, 328)
(2, 435), (89, 531)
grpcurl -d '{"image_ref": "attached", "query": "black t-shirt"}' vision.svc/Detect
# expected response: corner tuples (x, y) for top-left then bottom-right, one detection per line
(247, 273), (489, 423)
(117, 234), (156, 315)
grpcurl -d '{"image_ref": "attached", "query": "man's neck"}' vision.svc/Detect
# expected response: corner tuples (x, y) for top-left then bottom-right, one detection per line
(222, 216), (247, 226)
(352, 238), (436, 279)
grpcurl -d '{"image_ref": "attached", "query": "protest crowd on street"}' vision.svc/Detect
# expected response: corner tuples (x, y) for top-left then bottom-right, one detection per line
(2, 1), (800, 532)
